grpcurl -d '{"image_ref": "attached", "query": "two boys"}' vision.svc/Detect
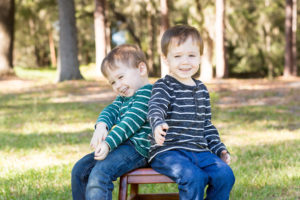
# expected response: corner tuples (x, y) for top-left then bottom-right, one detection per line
(72, 25), (235, 200)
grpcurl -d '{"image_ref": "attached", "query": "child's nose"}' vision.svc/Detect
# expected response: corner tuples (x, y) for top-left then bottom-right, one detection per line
(182, 56), (189, 64)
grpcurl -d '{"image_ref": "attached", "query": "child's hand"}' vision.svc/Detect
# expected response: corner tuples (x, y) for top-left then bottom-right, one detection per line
(90, 122), (108, 150)
(154, 123), (169, 145)
(94, 142), (110, 160)
(221, 150), (231, 164)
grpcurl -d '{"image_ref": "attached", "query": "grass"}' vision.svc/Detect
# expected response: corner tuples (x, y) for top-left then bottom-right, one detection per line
(1, 66), (299, 200)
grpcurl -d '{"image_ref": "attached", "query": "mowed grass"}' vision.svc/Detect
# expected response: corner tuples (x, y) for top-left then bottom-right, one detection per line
(0, 67), (299, 200)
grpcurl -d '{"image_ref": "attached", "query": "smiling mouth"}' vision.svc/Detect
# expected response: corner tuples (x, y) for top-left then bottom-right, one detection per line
(179, 68), (191, 72)
(120, 87), (128, 95)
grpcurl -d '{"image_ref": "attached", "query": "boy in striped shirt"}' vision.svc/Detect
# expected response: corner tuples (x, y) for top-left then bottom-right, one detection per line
(72, 44), (152, 200)
(148, 25), (235, 200)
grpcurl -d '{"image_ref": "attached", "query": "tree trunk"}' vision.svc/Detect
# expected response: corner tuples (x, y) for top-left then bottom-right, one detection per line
(200, 37), (214, 81)
(265, 27), (274, 80)
(215, 0), (227, 78)
(292, 0), (297, 76)
(284, 0), (293, 77)
(48, 27), (57, 68)
(105, 4), (111, 54)
(159, 0), (169, 77)
(0, 0), (14, 76)
(94, 0), (106, 77)
(57, 0), (83, 81)
(146, 0), (155, 74)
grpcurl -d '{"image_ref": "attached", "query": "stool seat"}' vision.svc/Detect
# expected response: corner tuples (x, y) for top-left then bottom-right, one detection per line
(118, 168), (179, 200)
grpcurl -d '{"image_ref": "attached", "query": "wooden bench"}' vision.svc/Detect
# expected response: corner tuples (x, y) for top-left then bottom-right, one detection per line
(118, 168), (179, 200)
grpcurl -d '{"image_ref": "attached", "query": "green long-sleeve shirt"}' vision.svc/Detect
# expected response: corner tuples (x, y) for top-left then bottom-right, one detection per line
(96, 84), (152, 157)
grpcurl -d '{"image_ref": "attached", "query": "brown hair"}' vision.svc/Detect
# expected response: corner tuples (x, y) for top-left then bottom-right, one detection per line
(161, 25), (204, 57)
(101, 44), (148, 77)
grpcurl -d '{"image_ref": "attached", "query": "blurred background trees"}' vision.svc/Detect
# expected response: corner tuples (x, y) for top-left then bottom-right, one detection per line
(0, 0), (298, 80)
(0, 0), (15, 76)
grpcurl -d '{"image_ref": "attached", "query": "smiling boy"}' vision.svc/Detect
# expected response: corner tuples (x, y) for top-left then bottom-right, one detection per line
(72, 44), (152, 200)
(147, 25), (235, 200)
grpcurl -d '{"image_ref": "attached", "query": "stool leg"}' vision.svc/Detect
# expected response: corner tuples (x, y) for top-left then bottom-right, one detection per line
(129, 184), (139, 200)
(119, 176), (128, 200)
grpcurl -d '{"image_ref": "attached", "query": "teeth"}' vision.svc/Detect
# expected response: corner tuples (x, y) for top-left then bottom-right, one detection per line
(121, 87), (128, 94)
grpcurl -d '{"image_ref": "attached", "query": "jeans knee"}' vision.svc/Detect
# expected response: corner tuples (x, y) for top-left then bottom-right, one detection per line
(71, 163), (81, 180)
(179, 169), (208, 188)
(213, 165), (235, 188)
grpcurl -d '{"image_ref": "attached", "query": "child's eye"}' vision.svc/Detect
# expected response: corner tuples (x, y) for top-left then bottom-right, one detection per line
(111, 81), (115, 85)
(118, 75), (123, 79)
(174, 55), (181, 58)
(189, 54), (196, 57)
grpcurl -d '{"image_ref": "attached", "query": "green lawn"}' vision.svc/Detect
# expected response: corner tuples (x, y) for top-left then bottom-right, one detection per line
(1, 67), (299, 200)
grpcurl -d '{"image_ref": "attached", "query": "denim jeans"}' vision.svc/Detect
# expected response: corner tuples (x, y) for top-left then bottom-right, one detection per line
(150, 150), (235, 200)
(71, 140), (147, 200)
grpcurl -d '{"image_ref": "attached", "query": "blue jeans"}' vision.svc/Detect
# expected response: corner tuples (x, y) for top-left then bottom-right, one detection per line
(150, 150), (235, 200)
(71, 140), (147, 200)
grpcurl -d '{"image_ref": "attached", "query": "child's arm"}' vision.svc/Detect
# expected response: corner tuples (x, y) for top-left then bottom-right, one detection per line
(104, 87), (152, 151)
(96, 96), (123, 131)
(147, 82), (171, 138)
(202, 86), (228, 158)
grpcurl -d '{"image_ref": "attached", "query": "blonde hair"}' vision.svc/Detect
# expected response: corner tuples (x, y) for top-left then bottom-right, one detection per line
(101, 44), (148, 77)
(161, 25), (204, 57)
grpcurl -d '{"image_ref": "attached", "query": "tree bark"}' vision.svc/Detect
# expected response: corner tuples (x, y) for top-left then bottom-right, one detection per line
(215, 0), (227, 78)
(292, 0), (297, 76)
(284, 0), (293, 77)
(0, 0), (15, 76)
(57, 0), (83, 81)
(159, 0), (169, 77)
(94, 0), (106, 77)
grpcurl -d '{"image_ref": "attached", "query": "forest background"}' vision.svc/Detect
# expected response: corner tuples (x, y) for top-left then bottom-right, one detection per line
(0, 0), (299, 80)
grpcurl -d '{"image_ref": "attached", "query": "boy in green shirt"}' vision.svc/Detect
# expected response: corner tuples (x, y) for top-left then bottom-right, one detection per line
(71, 44), (152, 200)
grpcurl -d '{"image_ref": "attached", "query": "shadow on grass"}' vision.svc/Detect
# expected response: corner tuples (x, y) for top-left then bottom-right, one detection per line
(214, 104), (300, 131)
(1, 100), (108, 129)
(0, 130), (91, 150)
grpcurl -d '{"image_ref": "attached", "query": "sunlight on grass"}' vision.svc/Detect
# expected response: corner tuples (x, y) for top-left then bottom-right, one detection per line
(15, 64), (104, 83)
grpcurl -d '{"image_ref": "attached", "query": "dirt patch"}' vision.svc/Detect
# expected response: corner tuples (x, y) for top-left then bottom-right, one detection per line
(1, 76), (300, 105)
(206, 78), (300, 108)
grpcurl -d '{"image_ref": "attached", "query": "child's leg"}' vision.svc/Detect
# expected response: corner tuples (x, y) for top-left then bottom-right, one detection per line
(71, 152), (96, 200)
(195, 152), (235, 200)
(85, 140), (147, 200)
(150, 150), (209, 200)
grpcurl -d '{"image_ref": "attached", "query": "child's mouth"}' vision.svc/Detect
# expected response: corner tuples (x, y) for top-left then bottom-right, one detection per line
(121, 87), (129, 95)
(179, 68), (191, 72)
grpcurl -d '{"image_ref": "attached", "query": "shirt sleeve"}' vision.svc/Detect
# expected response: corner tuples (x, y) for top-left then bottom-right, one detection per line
(147, 81), (171, 134)
(105, 88), (151, 151)
(202, 85), (227, 157)
(96, 96), (123, 130)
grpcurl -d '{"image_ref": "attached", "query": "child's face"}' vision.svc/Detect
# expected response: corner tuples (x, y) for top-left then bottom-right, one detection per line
(165, 36), (201, 85)
(106, 62), (148, 97)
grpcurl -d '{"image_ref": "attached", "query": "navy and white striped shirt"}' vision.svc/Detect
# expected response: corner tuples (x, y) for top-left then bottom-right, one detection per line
(147, 75), (227, 162)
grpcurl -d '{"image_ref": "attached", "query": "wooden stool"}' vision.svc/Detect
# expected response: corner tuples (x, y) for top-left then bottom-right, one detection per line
(118, 168), (179, 200)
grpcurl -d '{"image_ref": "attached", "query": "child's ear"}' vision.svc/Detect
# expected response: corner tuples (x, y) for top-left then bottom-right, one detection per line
(161, 54), (169, 66)
(138, 62), (148, 76)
